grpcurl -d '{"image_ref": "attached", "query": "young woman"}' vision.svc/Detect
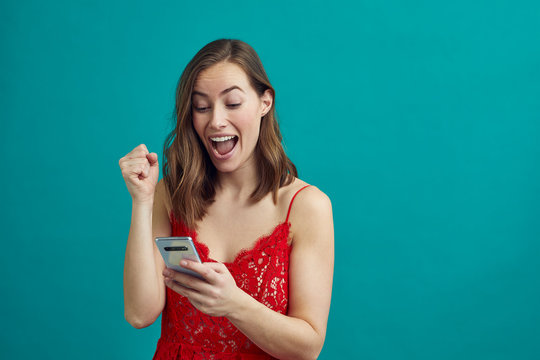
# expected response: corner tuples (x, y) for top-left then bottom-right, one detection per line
(119, 39), (334, 360)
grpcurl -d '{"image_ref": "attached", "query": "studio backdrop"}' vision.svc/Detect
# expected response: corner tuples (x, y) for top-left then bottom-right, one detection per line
(1, 0), (539, 359)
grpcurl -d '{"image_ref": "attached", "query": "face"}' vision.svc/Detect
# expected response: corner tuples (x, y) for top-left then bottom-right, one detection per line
(191, 61), (272, 174)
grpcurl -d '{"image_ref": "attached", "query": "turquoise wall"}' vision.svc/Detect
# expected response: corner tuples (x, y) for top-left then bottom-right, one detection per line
(1, 0), (539, 359)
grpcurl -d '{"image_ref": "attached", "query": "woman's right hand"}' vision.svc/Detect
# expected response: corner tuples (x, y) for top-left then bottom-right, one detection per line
(119, 144), (160, 205)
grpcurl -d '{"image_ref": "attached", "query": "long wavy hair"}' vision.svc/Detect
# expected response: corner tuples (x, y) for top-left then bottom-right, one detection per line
(162, 39), (297, 230)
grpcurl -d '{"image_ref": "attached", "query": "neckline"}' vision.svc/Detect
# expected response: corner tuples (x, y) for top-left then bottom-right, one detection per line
(193, 221), (291, 265)
(172, 212), (292, 266)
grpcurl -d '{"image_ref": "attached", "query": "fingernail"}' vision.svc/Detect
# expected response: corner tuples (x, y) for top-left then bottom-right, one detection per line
(180, 260), (187, 267)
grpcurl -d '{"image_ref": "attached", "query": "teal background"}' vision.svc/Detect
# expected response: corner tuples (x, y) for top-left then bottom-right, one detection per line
(1, 0), (539, 359)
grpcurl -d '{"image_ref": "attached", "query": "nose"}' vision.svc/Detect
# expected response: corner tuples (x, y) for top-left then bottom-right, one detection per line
(209, 104), (227, 129)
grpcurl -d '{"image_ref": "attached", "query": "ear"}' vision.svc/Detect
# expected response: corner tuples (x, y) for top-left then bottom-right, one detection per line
(260, 89), (273, 117)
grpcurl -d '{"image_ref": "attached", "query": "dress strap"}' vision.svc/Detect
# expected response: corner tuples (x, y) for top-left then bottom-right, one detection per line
(285, 185), (311, 223)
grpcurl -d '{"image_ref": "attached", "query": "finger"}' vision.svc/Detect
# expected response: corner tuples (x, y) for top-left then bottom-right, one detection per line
(166, 280), (212, 310)
(203, 262), (228, 274)
(180, 260), (219, 283)
(164, 278), (200, 298)
(142, 161), (150, 178)
(124, 145), (149, 159)
(123, 163), (148, 179)
(121, 158), (150, 173)
(125, 150), (150, 160)
(163, 268), (213, 292)
(122, 159), (147, 171)
(123, 159), (151, 173)
(136, 144), (149, 154)
(186, 292), (211, 308)
(146, 152), (159, 165)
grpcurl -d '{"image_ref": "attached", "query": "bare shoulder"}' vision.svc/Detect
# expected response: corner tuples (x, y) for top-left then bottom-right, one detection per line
(287, 179), (331, 214)
(286, 178), (333, 241)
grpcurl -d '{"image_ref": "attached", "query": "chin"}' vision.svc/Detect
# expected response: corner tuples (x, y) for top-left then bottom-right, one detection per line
(212, 162), (237, 173)
(211, 156), (256, 175)
(206, 155), (237, 171)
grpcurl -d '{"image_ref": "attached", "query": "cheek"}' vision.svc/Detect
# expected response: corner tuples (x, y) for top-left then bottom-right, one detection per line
(236, 111), (261, 137)
(192, 116), (205, 138)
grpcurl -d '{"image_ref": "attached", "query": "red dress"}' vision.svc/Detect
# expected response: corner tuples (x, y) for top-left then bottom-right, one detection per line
(153, 185), (311, 360)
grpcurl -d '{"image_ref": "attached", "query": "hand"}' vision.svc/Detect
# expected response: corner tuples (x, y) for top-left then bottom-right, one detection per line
(118, 144), (159, 205)
(162, 260), (243, 317)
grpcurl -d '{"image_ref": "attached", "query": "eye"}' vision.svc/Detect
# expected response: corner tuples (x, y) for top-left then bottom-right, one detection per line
(194, 106), (209, 113)
(227, 103), (241, 108)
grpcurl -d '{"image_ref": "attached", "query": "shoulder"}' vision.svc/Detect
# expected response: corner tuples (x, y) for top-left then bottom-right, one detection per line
(283, 178), (331, 213)
(284, 178), (333, 235)
(287, 180), (334, 254)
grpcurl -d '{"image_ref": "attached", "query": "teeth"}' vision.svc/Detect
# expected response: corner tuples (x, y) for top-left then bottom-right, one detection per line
(210, 135), (236, 142)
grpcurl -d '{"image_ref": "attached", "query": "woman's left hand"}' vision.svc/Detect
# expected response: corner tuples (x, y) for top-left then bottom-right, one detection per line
(162, 260), (243, 317)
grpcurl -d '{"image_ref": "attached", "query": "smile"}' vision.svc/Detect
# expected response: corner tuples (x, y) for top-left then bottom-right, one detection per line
(210, 135), (236, 142)
(209, 135), (238, 158)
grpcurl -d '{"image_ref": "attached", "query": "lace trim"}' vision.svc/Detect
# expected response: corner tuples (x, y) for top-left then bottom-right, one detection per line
(169, 211), (292, 266)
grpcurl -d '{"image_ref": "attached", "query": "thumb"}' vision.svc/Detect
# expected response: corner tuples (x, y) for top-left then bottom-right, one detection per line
(146, 153), (159, 166)
(204, 261), (228, 273)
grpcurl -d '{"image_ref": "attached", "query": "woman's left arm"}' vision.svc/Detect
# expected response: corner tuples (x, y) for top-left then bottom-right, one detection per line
(163, 187), (334, 360)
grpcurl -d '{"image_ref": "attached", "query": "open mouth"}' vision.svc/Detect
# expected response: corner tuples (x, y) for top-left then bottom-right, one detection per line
(210, 135), (238, 156)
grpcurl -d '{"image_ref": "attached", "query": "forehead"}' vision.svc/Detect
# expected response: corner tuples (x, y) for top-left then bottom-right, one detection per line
(193, 62), (250, 94)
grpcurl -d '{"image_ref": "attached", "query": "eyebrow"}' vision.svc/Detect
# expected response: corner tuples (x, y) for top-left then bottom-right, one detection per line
(192, 85), (245, 98)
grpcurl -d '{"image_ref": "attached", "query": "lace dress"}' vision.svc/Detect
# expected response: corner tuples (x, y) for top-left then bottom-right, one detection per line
(152, 185), (311, 359)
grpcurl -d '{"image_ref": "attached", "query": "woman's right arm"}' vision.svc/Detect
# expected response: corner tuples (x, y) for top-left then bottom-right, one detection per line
(119, 144), (171, 328)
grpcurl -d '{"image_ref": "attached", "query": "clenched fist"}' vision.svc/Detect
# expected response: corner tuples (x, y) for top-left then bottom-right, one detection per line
(119, 144), (160, 205)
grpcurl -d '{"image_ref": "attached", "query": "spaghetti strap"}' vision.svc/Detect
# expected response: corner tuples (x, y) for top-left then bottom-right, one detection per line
(285, 185), (311, 223)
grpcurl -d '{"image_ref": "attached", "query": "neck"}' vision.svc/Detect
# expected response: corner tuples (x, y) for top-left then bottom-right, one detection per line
(215, 160), (259, 203)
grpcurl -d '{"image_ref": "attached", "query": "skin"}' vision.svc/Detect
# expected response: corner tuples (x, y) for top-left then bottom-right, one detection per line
(120, 61), (334, 360)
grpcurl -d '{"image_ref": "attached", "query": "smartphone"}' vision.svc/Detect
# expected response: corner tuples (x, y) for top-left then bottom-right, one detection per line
(155, 236), (204, 280)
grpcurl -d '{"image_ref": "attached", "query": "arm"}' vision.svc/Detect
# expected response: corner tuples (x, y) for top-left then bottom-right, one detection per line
(228, 187), (334, 359)
(165, 186), (334, 359)
(123, 179), (171, 328)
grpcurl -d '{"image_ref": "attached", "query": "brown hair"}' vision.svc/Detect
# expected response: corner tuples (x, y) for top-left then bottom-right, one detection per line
(162, 39), (297, 230)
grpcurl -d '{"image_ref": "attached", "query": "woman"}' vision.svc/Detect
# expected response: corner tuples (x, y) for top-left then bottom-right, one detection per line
(119, 39), (334, 359)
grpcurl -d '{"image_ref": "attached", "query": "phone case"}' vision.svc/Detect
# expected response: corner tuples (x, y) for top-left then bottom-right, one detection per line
(155, 236), (204, 280)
